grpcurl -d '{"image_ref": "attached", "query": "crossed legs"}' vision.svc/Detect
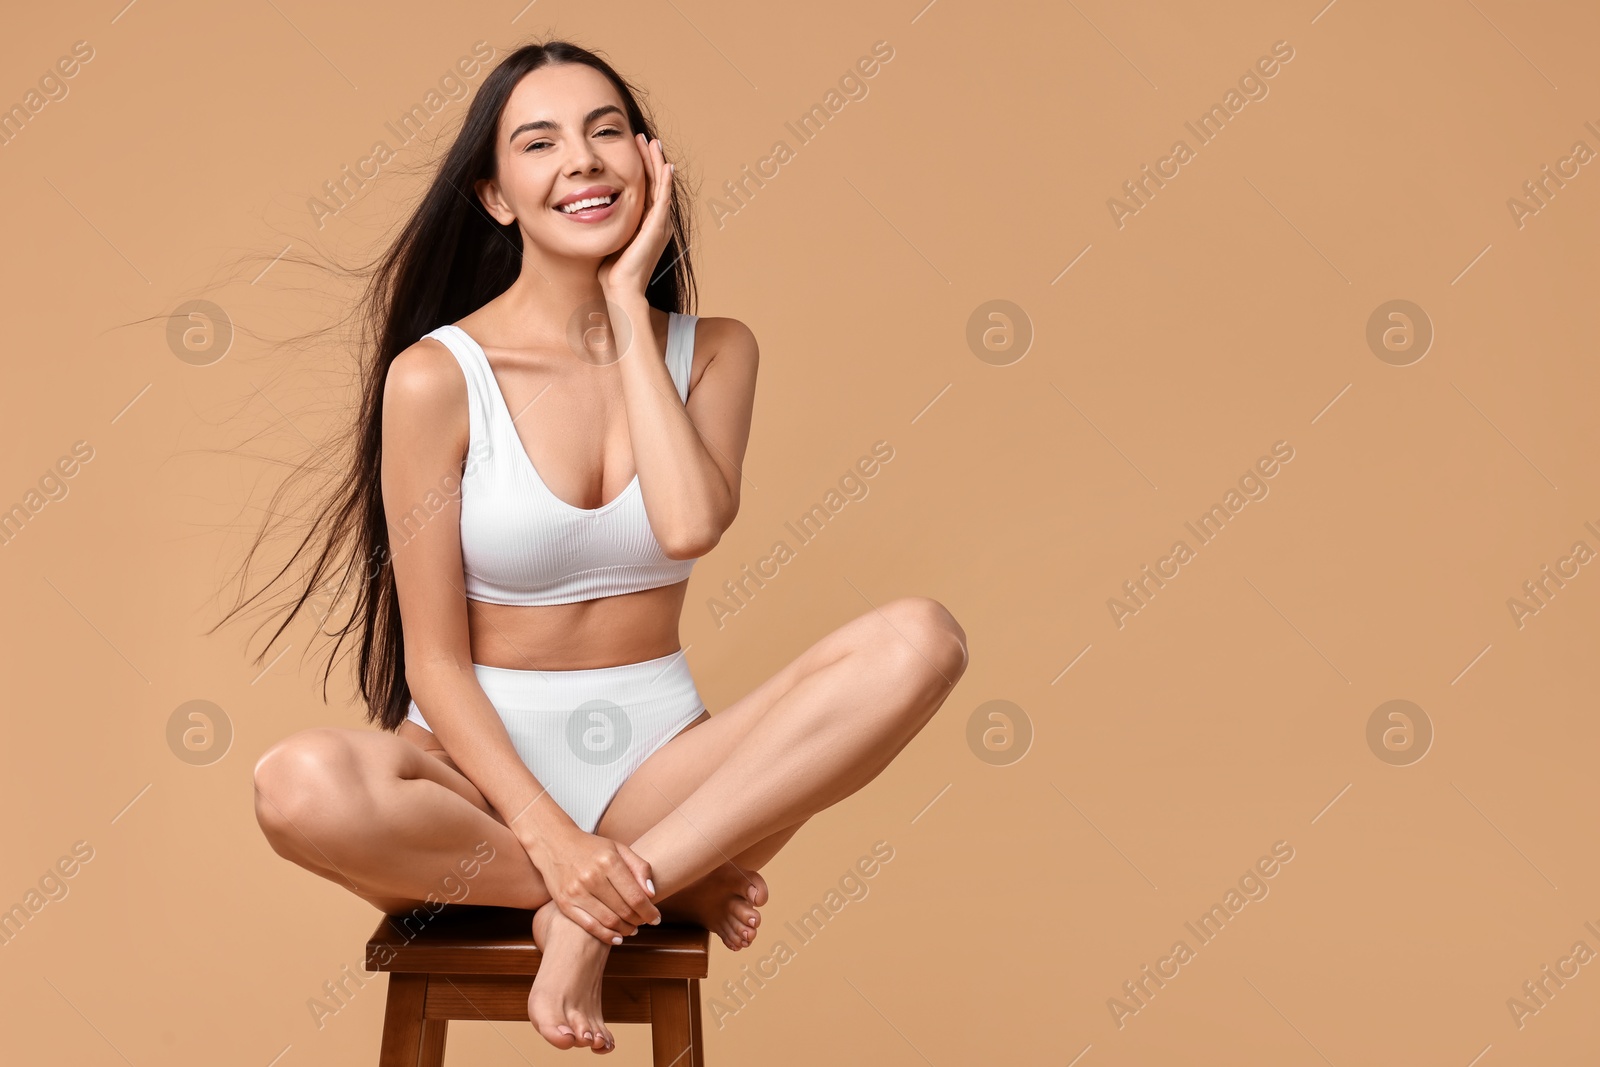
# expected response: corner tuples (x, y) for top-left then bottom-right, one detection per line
(526, 596), (967, 1049)
(253, 595), (969, 1049)
(596, 595), (966, 889)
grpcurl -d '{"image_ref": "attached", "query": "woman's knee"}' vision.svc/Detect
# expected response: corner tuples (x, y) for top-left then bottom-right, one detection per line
(872, 596), (969, 682)
(253, 727), (372, 842)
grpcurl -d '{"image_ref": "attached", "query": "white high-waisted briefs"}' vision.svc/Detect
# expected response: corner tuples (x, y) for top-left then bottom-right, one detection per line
(405, 648), (705, 833)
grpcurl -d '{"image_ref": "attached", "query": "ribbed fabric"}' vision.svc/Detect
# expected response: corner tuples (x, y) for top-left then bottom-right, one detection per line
(405, 650), (705, 832)
(425, 312), (700, 607)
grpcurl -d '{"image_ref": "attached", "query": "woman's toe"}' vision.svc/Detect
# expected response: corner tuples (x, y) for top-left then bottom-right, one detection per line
(540, 1021), (577, 1049)
(746, 871), (770, 907)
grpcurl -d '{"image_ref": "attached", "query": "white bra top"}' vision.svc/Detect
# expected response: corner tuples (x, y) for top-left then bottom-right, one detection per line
(423, 312), (699, 606)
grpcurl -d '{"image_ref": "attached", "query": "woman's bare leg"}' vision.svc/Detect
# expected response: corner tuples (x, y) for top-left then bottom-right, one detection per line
(252, 722), (802, 921)
(595, 709), (807, 951)
(612, 595), (968, 895)
(252, 726), (553, 914)
(525, 596), (968, 1049)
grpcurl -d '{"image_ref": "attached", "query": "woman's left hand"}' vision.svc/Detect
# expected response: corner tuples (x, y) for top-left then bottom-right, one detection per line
(597, 133), (676, 303)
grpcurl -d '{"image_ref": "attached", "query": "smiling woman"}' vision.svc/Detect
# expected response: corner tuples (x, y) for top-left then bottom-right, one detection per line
(224, 37), (967, 1056)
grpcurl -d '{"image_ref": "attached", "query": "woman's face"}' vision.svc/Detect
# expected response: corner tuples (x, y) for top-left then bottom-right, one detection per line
(480, 62), (648, 261)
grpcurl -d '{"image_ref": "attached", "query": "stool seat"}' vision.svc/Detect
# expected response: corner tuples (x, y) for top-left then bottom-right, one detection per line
(365, 904), (708, 1065)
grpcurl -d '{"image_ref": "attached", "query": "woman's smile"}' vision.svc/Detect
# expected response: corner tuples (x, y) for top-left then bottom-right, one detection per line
(552, 183), (623, 223)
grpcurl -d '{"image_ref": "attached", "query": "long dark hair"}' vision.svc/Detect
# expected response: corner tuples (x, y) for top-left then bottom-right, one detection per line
(212, 39), (698, 731)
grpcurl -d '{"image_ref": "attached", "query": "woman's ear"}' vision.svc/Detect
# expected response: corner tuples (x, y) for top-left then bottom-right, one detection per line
(473, 176), (516, 226)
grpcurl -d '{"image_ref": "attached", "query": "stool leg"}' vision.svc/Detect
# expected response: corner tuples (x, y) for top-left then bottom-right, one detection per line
(378, 974), (428, 1066)
(418, 1018), (448, 1067)
(650, 979), (697, 1066)
(689, 979), (706, 1067)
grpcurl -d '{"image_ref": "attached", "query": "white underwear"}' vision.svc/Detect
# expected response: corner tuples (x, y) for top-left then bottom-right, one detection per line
(405, 649), (705, 833)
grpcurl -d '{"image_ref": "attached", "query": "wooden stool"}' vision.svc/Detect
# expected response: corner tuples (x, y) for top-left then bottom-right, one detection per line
(366, 904), (708, 1065)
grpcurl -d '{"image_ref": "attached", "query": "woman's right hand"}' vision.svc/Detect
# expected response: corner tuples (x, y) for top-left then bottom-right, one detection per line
(529, 827), (663, 943)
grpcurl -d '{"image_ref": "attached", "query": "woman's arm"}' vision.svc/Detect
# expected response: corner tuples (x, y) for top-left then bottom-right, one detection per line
(381, 339), (661, 939)
(597, 135), (759, 558)
(610, 299), (760, 558)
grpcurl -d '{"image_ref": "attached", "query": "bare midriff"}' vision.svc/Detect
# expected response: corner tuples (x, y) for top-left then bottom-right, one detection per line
(465, 578), (691, 671)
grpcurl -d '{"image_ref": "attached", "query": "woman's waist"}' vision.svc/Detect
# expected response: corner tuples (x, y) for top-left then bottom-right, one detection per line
(466, 588), (686, 670)
(462, 650), (700, 721)
(469, 645), (692, 679)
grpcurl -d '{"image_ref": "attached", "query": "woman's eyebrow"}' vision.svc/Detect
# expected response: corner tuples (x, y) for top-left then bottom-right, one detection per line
(507, 104), (625, 143)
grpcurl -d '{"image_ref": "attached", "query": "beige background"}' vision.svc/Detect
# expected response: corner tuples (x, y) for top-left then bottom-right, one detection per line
(2, 0), (1597, 1063)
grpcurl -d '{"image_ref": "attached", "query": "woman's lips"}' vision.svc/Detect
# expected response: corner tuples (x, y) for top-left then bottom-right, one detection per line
(553, 196), (619, 223)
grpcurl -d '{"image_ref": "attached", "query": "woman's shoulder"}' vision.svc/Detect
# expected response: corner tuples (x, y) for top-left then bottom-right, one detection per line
(384, 333), (468, 417)
(689, 313), (758, 369)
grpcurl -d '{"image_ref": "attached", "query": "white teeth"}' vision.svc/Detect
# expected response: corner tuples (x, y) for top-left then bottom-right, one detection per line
(558, 194), (615, 213)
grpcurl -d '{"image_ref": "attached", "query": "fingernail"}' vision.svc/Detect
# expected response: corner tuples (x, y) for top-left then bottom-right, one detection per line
(611, 935), (623, 945)
(646, 878), (655, 895)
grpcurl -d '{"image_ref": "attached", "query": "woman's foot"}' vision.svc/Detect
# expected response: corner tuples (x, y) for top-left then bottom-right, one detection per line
(527, 900), (614, 1052)
(662, 864), (770, 950)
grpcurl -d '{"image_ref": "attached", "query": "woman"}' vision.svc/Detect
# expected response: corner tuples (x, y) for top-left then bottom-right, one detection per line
(245, 40), (968, 1053)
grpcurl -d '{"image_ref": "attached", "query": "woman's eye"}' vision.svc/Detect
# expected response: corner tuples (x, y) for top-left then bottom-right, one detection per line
(522, 129), (620, 151)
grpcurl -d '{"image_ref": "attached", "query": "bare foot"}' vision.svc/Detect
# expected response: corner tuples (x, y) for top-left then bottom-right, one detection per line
(661, 864), (770, 951)
(527, 900), (614, 1053)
